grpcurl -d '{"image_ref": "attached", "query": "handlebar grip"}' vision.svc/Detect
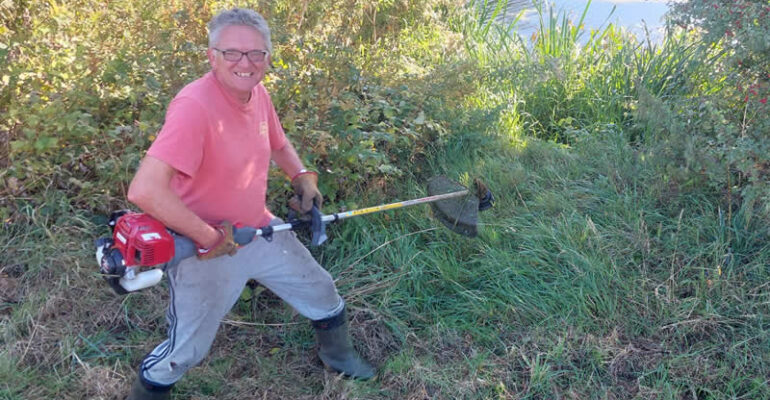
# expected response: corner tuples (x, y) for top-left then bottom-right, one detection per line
(233, 226), (257, 245)
(168, 226), (258, 267)
(169, 235), (197, 266)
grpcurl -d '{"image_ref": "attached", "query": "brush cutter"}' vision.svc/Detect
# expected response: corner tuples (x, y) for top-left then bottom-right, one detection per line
(95, 176), (493, 294)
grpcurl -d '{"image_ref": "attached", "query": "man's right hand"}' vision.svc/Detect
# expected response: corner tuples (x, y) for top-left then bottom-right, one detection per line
(196, 221), (238, 260)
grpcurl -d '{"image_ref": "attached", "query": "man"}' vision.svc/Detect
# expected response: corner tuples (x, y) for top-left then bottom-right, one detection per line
(126, 8), (374, 399)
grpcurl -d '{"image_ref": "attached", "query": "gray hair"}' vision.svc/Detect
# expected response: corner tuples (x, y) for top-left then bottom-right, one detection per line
(208, 8), (272, 52)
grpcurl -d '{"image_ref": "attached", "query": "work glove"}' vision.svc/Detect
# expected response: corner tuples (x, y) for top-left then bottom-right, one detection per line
(290, 170), (323, 213)
(196, 221), (238, 260)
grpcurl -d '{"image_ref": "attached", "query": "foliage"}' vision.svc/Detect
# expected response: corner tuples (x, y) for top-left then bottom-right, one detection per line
(0, 0), (464, 221)
(669, 0), (770, 81)
(265, 43), (463, 206)
(1, 0), (211, 218)
(662, 0), (770, 221)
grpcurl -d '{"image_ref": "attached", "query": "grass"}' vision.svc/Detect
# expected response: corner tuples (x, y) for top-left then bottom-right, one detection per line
(2, 1), (770, 399)
(3, 124), (770, 399)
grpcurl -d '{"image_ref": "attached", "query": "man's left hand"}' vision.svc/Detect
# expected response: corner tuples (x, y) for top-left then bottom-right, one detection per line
(291, 171), (323, 213)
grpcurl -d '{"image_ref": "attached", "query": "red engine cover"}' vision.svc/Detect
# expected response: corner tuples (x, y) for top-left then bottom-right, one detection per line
(113, 213), (175, 267)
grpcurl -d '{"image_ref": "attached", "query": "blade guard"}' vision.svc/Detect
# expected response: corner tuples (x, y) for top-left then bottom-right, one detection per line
(427, 176), (479, 237)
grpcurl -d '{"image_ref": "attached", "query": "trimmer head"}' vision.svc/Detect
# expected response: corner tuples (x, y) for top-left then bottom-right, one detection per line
(427, 176), (493, 237)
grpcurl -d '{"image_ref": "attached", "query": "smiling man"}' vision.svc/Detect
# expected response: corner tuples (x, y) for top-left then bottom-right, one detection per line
(125, 8), (374, 400)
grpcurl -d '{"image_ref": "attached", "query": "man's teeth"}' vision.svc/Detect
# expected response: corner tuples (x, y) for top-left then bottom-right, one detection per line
(235, 72), (253, 77)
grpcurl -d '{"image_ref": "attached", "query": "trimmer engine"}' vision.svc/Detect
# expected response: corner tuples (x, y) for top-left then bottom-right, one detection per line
(96, 211), (174, 294)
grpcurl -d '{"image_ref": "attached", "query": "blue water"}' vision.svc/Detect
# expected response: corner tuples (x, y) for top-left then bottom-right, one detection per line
(496, 0), (671, 42)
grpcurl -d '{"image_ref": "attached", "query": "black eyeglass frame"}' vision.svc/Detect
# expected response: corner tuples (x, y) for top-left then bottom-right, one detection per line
(212, 48), (269, 63)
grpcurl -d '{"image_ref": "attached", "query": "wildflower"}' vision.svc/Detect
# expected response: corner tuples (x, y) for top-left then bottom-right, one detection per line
(761, 98), (768, 105)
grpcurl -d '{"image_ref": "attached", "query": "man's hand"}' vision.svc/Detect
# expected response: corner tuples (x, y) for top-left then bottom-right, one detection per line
(197, 221), (238, 260)
(291, 171), (323, 213)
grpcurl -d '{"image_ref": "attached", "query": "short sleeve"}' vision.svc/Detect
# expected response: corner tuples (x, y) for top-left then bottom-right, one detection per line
(147, 97), (207, 177)
(258, 85), (288, 150)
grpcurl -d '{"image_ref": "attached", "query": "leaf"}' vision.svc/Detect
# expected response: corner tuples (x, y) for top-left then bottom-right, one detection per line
(383, 107), (396, 120)
(9, 140), (29, 153)
(414, 111), (426, 125)
(34, 137), (58, 151)
(68, 177), (91, 189)
(145, 75), (161, 90)
(377, 164), (403, 176)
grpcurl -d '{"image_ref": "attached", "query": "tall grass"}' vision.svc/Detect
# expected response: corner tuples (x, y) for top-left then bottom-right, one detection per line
(440, 1), (770, 398)
(460, 1), (711, 145)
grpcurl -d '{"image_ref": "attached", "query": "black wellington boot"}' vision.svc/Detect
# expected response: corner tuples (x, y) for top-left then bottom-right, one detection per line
(312, 307), (376, 380)
(126, 374), (172, 400)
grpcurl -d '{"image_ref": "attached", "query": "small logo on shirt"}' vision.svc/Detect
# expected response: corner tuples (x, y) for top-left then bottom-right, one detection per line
(259, 121), (268, 137)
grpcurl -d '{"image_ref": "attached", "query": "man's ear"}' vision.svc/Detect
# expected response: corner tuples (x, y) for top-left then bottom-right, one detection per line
(207, 48), (216, 68)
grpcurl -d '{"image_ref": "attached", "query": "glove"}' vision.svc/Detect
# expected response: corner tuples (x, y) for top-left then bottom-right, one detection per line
(290, 170), (323, 213)
(196, 221), (238, 260)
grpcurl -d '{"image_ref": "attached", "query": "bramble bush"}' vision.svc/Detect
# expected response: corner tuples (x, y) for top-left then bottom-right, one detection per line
(1, 0), (211, 220)
(662, 0), (770, 221)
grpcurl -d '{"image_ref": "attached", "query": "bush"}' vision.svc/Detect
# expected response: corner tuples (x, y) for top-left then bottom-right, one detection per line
(0, 0), (468, 221)
(662, 0), (770, 219)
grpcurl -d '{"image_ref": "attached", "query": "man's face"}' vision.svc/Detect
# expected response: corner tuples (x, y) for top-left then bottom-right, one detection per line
(207, 25), (269, 103)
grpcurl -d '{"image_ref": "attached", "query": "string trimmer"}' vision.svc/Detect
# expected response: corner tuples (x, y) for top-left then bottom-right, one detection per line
(95, 176), (493, 295)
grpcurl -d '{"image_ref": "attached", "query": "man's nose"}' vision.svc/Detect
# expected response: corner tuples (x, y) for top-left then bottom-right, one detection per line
(236, 55), (252, 67)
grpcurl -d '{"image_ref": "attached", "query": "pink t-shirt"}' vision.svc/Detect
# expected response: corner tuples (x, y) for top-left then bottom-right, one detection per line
(147, 71), (288, 227)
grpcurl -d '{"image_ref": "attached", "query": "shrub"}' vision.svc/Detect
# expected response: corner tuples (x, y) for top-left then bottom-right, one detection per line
(0, 0), (467, 222)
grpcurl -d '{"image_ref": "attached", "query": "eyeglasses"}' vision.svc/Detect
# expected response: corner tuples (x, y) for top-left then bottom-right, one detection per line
(213, 48), (269, 63)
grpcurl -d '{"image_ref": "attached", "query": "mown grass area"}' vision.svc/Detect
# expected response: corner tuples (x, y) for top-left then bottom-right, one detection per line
(2, 1), (770, 399)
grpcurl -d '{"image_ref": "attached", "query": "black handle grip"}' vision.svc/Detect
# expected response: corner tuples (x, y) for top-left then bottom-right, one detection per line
(168, 225), (258, 267)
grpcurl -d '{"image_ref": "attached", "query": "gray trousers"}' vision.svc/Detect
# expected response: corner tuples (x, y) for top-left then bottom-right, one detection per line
(140, 219), (344, 386)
